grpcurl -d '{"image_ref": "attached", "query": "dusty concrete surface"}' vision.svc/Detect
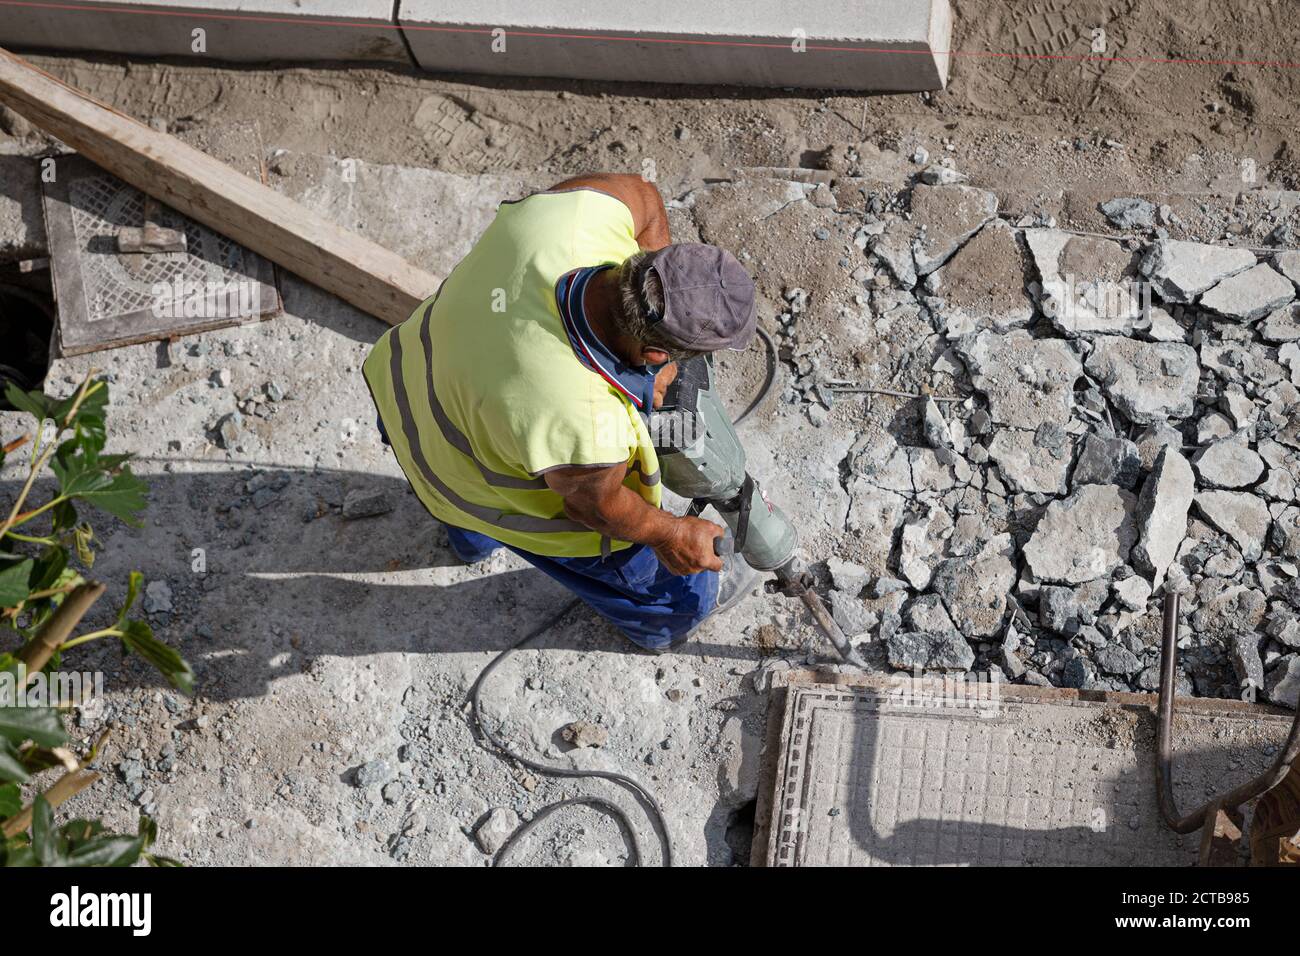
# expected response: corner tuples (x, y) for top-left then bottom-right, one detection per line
(3, 0), (1300, 867)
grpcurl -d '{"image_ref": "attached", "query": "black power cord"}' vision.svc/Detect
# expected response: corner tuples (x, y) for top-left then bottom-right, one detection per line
(467, 325), (779, 867)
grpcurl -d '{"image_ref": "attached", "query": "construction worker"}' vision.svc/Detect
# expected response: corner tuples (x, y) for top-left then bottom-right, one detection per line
(363, 173), (759, 652)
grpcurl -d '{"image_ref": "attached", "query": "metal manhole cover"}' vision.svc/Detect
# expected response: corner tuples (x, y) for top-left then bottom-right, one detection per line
(41, 149), (280, 355)
(762, 680), (1289, 867)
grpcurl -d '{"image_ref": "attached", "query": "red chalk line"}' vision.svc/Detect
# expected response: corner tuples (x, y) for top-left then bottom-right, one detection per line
(2, 0), (1300, 71)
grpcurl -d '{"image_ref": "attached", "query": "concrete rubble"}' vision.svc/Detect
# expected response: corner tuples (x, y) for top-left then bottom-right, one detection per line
(804, 173), (1300, 716)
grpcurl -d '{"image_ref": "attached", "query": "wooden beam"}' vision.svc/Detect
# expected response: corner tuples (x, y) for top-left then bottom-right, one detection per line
(0, 47), (437, 327)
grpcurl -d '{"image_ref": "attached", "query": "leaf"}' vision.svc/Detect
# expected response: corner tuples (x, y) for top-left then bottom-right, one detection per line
(31, 795), (57, 865)
(50, 499), (78, 534)
(2, 383), (53, 422)
(29, 547), (67, 592)
(145, 854), (183, 867)
(119, 620), (194, 695)
(0, 706), (67, 747)
(48, 379), (109, 457)
(0, 739), (28, 784)
(50, 449), (148, 527)
(0, 782), (20, 818)
(2, 842), (37, 867)
(58, 818), (104, 846)
(66, 833), (144, 867)
(116, 570), (143, 627)
(138, 814), (158, 849)
(0, 559), (34, 608)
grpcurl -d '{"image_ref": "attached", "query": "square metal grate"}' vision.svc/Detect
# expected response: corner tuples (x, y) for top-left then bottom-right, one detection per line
(42, 148), (280, 355)
(762, 679), (1289, 867)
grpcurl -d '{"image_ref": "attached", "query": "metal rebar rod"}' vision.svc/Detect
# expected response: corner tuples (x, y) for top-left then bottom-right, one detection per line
(1156, 591), (1300, 834)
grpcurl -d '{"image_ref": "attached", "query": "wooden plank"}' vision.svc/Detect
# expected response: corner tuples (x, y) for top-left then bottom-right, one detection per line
(0, 46), (437, 327)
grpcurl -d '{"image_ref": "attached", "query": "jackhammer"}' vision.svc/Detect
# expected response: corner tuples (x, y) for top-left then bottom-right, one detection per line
(650, 352), (866, 668)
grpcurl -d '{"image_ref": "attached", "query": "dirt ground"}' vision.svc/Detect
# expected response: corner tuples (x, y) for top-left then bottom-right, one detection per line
(15, 0), (1300, 198)
(3, 0), (1300, 866)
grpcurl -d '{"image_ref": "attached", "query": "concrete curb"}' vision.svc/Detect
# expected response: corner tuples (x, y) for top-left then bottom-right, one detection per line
(0, 1), (410, 64)
(400, 0), (951, 91)
(0, 0), (951, 91)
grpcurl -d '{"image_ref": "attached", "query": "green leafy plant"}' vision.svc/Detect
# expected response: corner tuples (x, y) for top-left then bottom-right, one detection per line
(1, 373), (190, 866)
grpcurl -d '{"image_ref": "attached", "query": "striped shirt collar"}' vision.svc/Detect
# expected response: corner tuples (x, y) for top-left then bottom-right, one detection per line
(555, 265), (656, 412)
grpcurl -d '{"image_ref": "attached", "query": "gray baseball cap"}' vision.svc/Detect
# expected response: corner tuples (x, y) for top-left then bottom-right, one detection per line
(642, 244), (756, 352)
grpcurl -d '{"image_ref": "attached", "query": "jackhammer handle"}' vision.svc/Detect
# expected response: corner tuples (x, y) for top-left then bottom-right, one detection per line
(713, 534), (734, 557)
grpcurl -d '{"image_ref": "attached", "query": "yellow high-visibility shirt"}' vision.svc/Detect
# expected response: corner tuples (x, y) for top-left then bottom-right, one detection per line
(363, 189), (661, 557)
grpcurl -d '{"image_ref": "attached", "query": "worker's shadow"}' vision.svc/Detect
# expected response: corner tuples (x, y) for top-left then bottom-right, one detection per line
(0, 464), (758, 702)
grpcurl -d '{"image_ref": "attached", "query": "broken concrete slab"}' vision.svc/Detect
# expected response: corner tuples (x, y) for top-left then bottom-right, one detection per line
(930, 219), (1034, 333)
(1138, 304), (1187, 343)
(1135, 423), (1185, 471)
(957, 329), (1082, 428)
(826, 557), (871, 598)
(1266, 609), (1300, 650)
(1197, 411), (1235, 444)
(400, 0), (954, 92)
(1200, 339), (1286, 391)
(1073, 432), (1141, 490)
(886, 630), (974, 671)
(1192, 432), (1265, 489)
(1131, 446), (1195, 589)
(1265, 655), (1300, 708)
(1111, 574), (1152, 612)
(1025, 229), (1144, 336)
(1023, 484), (1139, 585)
(1084, 338), (1200, 424)
(1270, 506), (1300, 560)
(1274, 251), (1300, 290)
(986, 428), (1070, 494)
(868, 219), (918, 288)
(1195, 490), (1273, 561)
(1095, 643), (1143, 677)
(1100, 197), (1157, 230)
(904, 593), (956, 633)
(272, 153), (528, 276)
(898, 510), (940, 590)
(1199, 263), (1295, 322)
(846, 479), (906, 539)
(830, 590), (877, 638)
(909, 183), (997, 275)
(1221, 383), (1261, 430)
(929, 533), (1017, 637)
(1281, 343), (1300, 387)
(1039, 580), (1109, 634)
(1228, 634), (1266, 695)
(921, 396), (966, 460)
(1261, 303), (1300, 343)
(1140, 239), (1257, 304)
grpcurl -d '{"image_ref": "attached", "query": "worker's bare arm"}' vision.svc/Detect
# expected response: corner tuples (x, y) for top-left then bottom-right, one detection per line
(548, 173), (671, 251)
(544, 463), (723, 575)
